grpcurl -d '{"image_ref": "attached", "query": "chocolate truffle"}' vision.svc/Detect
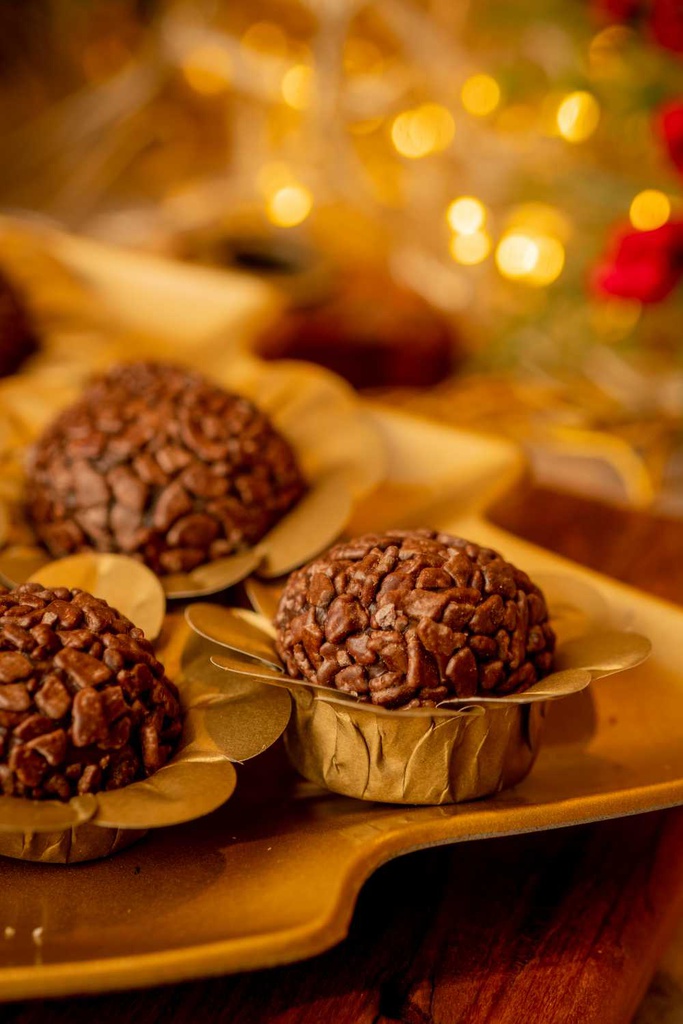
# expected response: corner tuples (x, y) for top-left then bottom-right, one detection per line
(26, 361), (306, 575)
(275, 530), (555, 709)
(0, 269), (38, 378)
(0, 582), (181, 801)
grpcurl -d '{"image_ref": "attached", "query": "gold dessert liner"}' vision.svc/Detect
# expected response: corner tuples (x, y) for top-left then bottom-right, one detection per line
(0, 613), (292, 864)
(0, 218), (387, 598)
(184, 576), (652, 806)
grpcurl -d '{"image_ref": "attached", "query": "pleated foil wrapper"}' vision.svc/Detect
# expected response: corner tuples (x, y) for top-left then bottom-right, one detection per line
(188, 598), (651, 807)
(283, 686), (546, 805)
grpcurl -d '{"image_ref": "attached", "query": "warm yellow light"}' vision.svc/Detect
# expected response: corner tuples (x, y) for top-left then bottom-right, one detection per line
(281, 65), (313, 110)
(496, 232), (565, 285)
(461, 74), (501, 117)
(527, 237), (565, 286)
(241, 22), (288, 57)
(181, 44), (232, 95)
(496, 234), (539, 279)
(556, 91), (600, 143)
(629, 189), (671, 231)
(267, 185), (312, 227)
(447, 197), (486, 235)
(450, 231), (491, 265)
(391, 104), (455, 158)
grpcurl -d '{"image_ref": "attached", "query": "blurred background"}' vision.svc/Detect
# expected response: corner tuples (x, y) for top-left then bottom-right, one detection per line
(1, 0), (682, 513)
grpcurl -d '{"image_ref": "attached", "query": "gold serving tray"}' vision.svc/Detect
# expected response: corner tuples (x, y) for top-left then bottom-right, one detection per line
(0, 230), (681, 1000)
(1, 406), (682, 1001)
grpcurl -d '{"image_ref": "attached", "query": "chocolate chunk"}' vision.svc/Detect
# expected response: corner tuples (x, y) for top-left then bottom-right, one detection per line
(53, 648), (113, 688)
(0, 651), (33, 682)
(276, 530), (555, 708)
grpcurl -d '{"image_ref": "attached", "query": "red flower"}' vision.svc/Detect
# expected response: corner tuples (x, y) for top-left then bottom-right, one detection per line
(659, 100), (683, 171)
(593, 222), (683, 302)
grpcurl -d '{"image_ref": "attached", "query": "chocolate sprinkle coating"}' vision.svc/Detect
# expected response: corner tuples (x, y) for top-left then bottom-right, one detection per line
(275, 530), (556, 709)
(0, 269), (39, 378)
(26, 361), (306, 574)
(0, 582), (181, 801)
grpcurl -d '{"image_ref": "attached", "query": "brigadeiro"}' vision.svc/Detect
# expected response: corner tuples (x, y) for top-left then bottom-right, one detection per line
(25, 361), (306, 575)
(0, 268), (39, 378)
(275, 529), (556, 709)
(0, 582), (181, 801)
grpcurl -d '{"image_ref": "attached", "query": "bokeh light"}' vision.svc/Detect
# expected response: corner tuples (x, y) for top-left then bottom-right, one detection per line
(181, 44), (232, 95)
(629, 189), (671, 231)
(447, 196), (486, 235)
(266, 185), (312, 227)
(496, 232), (565, 285)
(281, 65), (313, 109)
(526, 236), (565, 285)
(556, 91), (600, 143)
(450, 231), (491, 265)
(461, 74), (501, 117)
(391, 104), (455, 158)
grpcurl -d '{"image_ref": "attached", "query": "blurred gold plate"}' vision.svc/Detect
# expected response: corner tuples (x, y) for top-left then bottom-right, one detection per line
(1, 406), (682, 1001)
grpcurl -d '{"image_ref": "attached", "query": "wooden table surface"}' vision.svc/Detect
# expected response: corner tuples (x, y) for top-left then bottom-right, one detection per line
(5, 480), (683, 1024)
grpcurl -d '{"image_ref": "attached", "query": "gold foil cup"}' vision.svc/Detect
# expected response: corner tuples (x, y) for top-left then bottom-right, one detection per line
(187, 598), (650, 807)
(283, 687), (546, 805)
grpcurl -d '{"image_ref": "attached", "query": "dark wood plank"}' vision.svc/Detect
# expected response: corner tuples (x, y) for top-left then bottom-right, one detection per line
(4, 481), (683, 1024)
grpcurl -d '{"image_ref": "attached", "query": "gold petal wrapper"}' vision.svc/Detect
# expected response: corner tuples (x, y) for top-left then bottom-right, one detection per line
(187, 587), (651, 806)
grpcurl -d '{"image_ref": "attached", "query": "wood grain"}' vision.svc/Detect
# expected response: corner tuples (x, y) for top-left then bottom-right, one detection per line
(4, 480), (683, 1024)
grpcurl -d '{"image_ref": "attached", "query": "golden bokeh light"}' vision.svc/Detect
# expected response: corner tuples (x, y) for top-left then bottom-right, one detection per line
(461, 74), (501, 117)
(629, 189), (671, 231)
(496, 234), (539, 278)
(241, 22), (288, 57)
(266, 185), (313, 227)
(447, 197), (486, 235)
(181, 44), (232, 95)
(496, 232), (565, 285)
(450, 230), (491, 265)
(556, 91), (600, 143)
(391, 104), (455, 158)
(281, 65), (313, 110)
(527, 237), (565, 285)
